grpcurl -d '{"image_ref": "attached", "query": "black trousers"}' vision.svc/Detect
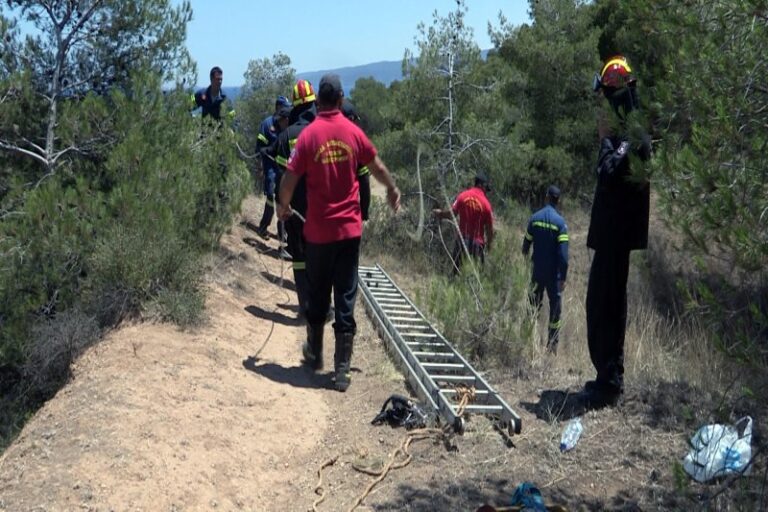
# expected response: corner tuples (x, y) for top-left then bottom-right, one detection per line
(530, 279), (562, 346)
(305, 237), (360, 333)
(586, 248), (630, 392)
(450, 237), (485, 274)
(284, 215), (308, 316)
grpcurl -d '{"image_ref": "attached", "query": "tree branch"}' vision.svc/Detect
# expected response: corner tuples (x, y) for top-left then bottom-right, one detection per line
(0, 140), (48, 167)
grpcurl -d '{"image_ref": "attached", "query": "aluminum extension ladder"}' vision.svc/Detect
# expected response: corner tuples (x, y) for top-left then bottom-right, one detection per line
(358, 264), (522, 436)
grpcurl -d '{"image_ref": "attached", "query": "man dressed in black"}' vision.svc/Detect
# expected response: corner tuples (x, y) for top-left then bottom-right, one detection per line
(584, 55), (651, 408)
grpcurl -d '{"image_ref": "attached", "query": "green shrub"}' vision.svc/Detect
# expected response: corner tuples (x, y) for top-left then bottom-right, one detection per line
(421, 226), (534, 368)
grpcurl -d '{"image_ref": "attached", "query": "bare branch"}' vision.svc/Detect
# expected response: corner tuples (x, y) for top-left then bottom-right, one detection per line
(0, 139), (49, 167)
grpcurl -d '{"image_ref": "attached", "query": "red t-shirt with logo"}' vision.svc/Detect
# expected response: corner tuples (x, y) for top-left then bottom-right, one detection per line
(286, 110), (377, 244)
(452, 186), (494, 245)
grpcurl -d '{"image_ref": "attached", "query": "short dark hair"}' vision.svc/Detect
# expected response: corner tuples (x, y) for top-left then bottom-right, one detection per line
(318, 74), (344, 105)
(209, 66), (223, 80)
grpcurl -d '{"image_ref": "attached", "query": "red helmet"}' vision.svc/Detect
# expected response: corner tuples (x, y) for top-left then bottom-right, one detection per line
(292, 79), (316, 106)
(595, 55), (636, 91)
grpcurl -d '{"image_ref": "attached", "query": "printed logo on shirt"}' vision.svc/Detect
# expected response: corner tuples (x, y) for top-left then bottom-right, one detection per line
(314, 139), (353, 165)
(464, 196), (483, 214)
(617, 141), (630, 156)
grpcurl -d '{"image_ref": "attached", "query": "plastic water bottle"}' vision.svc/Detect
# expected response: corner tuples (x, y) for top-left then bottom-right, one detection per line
(559, 418), (583, 452)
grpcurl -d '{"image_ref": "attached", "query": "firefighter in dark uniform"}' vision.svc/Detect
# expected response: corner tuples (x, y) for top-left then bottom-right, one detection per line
(522, 185), (569, 353)
(341, 98), (372, 222)
(266, 80), (317, 323)
(256, 96), (293, 239)
(194, 66), (229, 121)
(584, 54), (651, 408)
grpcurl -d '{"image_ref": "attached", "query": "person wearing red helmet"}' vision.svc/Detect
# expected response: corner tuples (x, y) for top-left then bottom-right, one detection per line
(278, 74), (400, 392)
(583, 54), (652, 409)
(263, 80), (318, 322)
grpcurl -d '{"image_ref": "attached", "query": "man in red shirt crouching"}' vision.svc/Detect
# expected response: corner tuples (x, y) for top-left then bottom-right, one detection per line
(278, 74), (400, 392)
(433, 173), (495, 273)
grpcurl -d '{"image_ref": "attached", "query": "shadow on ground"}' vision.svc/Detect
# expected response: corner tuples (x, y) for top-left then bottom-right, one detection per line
(369, 478), (697, 511)
(242, 356), (331, 390)
(260, 270), (295, 291)
(245, 305), (300, 327)
(243, 237), (283, 259)
(519, 389), (586, 422)
(240, 219), (279, 240)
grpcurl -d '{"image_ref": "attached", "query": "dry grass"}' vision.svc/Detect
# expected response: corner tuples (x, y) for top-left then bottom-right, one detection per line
(519, 205), (732, 395)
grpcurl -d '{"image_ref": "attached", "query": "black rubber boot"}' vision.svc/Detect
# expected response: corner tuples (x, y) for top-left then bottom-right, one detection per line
(333, 331), (354, 392)
(582, 379), (622, 409)
(302, 323), (324, 371)
(257, 201), (274, 238)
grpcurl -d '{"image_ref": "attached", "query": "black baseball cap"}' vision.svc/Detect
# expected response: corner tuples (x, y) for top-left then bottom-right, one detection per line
(275, 105), (292, 119)
(547, 185), (561, 199)
(318, 74), (344, 103)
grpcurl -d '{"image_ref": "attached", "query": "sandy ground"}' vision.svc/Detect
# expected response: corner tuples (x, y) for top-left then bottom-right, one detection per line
(0, 194), (761, 512)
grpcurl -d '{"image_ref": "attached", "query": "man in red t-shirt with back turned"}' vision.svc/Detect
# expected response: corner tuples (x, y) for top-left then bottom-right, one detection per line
(432, 172), (494, 273)
(278, 74), (400, 392)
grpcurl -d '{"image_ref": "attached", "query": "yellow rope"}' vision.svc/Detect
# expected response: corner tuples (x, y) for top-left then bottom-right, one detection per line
(346, 385), (476, 511)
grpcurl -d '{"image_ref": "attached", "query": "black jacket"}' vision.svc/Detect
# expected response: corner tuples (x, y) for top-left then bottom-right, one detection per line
(587, 134), (651, 252)
(273, 103), (317, 215)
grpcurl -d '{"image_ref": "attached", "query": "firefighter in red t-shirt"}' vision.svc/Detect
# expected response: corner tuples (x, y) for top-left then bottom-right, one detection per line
(432, 173), (494, 273)
(277, 74), (400, 392)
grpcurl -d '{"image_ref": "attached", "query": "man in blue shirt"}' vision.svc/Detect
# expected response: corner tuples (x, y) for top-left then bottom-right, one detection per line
(256, 96), (292, 239)
(522, 185), (569, 353)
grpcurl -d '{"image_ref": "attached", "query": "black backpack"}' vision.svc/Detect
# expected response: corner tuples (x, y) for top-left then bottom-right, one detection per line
(371, 394), (431, 430)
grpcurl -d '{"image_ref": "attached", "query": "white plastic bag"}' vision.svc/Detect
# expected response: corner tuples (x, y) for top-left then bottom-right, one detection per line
(683, 416), (753, 483)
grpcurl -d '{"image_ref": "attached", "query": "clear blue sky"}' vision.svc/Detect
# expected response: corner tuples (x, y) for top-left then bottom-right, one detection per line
(179, 0), (530, 87)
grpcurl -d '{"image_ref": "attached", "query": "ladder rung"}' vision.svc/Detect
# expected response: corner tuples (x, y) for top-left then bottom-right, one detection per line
(429, 375), (476, 382)
(440, 388), (488, 395)
(401, 332), (437, 338)
(452, 404), (503, 413)
(412, 351), (456, 358)
(371, 292), (402, 298)
(381, 304), (413, 310)
(422, 362), (465, 369)
(393, 324), (430, 330)
(405, 342), (445, 347)
(389, 316), (424, 322)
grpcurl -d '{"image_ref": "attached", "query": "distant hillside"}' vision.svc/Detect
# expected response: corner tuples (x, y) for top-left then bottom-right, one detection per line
(297, 59), (405, 95)
(221, 51), (489, 99)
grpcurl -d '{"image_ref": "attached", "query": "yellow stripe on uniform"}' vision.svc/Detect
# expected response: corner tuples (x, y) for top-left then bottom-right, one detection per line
(292, 261), (306, 270)
(557, 234), (569, 243)
(549, 320), (562, 329)
(532, 221), (559, 231)
(525, 233), (533, 241)
(357, 165), (370, 177)
(276, 155), (288, 167)
(257, 133), (268, 144)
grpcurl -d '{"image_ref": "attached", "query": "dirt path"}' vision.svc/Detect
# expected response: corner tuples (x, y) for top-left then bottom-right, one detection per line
(0, 195), (747, 512)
